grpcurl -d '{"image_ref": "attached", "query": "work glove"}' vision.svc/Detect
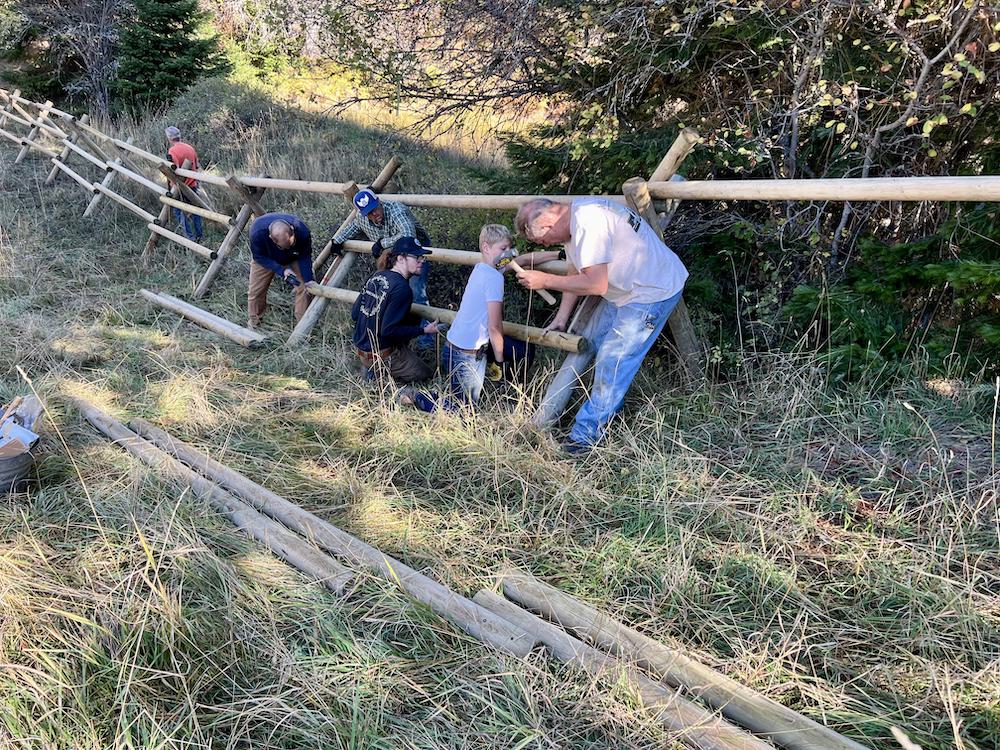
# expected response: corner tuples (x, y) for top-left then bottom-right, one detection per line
(284, 272), (301, 288)
(486, 362), (504, 383)
(370, 238), (383, 258)
(327, 240), (344, 256)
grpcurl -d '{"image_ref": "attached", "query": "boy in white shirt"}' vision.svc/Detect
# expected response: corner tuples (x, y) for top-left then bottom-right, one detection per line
(441, 224), (516, 404)
(441, 224), (556, 404)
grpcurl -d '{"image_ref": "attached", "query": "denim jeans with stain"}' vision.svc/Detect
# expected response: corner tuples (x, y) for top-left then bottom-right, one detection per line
(570, 290), (682, 446)
(441, 342), (486, 404)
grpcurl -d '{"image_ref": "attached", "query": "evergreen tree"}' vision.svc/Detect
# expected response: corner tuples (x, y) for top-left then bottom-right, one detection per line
(114, 0), (225, 110)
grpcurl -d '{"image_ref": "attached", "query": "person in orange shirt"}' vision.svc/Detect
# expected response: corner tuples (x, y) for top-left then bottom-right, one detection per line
(164, 125), (204, 243)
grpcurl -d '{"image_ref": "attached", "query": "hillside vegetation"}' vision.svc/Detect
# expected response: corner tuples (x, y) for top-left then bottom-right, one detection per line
(1, 78), (998, 750)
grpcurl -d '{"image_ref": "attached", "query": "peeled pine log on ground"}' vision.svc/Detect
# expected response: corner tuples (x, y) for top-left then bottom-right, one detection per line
(127, 418), (538, 657)
(502, 569), (869, 750)
(473, 590), (774, 750)
(72, 398), (354, 595)
(139, 289), (266, 349)
(305, 283), (587, 354)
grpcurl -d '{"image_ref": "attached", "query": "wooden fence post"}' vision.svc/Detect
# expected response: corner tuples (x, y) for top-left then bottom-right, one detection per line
(312, 181), (360, 274)
(532, 129), (701, 427)
(15, 99), (52, 164)
(83, 156), (121, 218)
(159, 162), (212, 211)
(193, 190), (263, 299)
(0, 88), (21, 128)
(623, 177), (703, 382)
(46, 113), (89, 186)
(225, 176), (267, 217)
(286, 156), (402, 347)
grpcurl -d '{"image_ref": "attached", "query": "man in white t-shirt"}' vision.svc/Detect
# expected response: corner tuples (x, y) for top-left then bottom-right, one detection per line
(514, 197), (688, 452)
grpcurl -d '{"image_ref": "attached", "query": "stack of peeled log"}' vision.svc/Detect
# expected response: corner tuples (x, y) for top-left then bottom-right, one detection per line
(0, 395), (43, 492)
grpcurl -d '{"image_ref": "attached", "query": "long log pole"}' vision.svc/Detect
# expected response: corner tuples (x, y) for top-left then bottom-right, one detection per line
(336, 239), (569, 274)
(140, 289), (264, 348)
(150, 174), (1000, 208)
(46, 114), (90, 186)
(108, 161), (167, 195)
(3, 130), (59, 157)
(63, 138), (109, 171)
(72, 398), (354, 595)
(49, 159), (96, 194)
(171, 167), (229, 188)
(159, 195), (233, 226)
(127, 419), (538, 657)
(532, 128), (699, 427)
(145, 223), (217, 260)
(305, 283), (586, 353)
(623, 177), (703, 382)
(287, 156), (403, 347)
(94, 183), (157, 223)
(501, 570), (870, 750)
(473, 590), (772, 750)
(646, 175), (1000, 202)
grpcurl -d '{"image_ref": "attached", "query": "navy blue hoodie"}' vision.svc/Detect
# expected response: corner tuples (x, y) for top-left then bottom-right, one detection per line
(352, 270), (423, 352)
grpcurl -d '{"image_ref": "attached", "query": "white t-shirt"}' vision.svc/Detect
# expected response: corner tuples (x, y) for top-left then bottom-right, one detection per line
(447, 263), (504, 350)
(566, 198), (688, 306)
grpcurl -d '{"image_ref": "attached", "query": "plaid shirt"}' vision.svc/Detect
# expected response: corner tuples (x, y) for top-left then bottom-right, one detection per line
(333, 199), (429, 249)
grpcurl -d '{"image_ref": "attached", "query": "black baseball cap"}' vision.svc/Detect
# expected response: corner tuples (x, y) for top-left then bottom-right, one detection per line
(394, 236), (431, 256)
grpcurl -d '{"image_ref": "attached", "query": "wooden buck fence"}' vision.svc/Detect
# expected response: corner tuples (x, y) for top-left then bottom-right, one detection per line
(3, 87), (999, 426)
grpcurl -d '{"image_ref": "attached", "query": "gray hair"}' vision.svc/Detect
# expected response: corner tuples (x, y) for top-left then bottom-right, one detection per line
(514, 198), (557, 236)
(479, 223), (513, 246)
(267, 219), (293, 240)
(164, 125), (181, 140)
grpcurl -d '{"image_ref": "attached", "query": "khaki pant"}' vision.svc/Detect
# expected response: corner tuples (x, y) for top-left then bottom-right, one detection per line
(360, 346), (432, 384)
(247, 260), (311, 327)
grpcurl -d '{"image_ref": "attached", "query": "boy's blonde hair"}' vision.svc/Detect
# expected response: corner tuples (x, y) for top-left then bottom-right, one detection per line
(480, 224), (513, 247)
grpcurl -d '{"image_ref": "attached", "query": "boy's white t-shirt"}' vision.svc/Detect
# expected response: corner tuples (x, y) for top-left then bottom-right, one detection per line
(566, 198), (688, 307)
(447, 262), (504, 350)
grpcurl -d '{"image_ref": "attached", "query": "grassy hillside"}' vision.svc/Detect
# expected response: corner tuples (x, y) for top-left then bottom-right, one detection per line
(1, 77), (998, 749)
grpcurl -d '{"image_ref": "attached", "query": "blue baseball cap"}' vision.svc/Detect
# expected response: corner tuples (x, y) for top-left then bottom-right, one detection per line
(353, 188), (380, 216)
(394, 236), (430, 256)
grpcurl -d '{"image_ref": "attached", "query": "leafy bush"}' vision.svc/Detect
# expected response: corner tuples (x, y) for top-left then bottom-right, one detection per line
(785, 207), (1000, 381)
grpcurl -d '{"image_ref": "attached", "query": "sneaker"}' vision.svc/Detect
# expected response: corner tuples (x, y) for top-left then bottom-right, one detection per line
(559, 438), (592, 457)
(396, 386), (418, 406)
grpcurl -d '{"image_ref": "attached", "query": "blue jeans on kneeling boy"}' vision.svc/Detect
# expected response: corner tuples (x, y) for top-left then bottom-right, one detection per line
(441, 342), (486, 404)
(569, 290), (682, 447)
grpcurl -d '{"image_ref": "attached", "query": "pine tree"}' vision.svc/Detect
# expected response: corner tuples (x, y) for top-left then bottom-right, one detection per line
(114, 0), (225, 110)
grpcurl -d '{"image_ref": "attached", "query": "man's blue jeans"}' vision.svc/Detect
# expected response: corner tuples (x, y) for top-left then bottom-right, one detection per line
(441, 343), (486, 404)
(570, 290), (682, 446)
(410, 262), (434, 349)
(172, 207), (204, 242)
